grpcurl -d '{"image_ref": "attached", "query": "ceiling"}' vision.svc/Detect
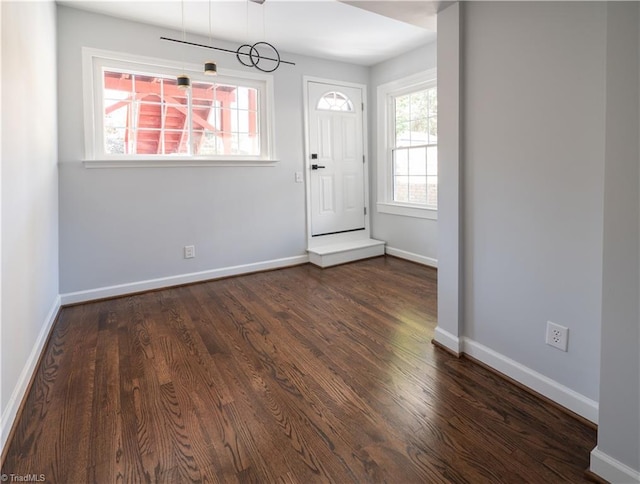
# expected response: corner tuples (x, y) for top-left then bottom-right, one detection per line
(57, 0), (442, 66)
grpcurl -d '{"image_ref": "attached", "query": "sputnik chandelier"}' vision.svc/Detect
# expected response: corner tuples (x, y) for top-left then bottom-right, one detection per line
(162, 0), (295, 88)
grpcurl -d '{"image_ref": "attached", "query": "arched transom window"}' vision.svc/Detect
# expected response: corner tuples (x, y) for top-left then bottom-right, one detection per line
(317, 91), (354, 112)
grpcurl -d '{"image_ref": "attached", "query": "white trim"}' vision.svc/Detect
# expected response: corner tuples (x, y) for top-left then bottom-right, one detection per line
(377, 202), (438, 220)
(461, 337), (599, 423)
(379, 69), (439, 97)
(436, 2), (462, 368)
(81, 47), (276, 163)
(1, 296), (61, 453)
(433, 326), (462, 355)
(302, 76), (370, 92)
(377, 68), (438, 212)
(60, 255), (309, 305)
(83, 159), (279, 169)
(385, 246), (437, 268)
(590, 446), (640, 483)
(0, 0), (3, 459)
(302, 76), (371, 248)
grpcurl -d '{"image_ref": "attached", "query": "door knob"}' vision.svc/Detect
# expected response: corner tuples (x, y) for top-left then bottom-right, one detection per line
(311, 164), (326, 170)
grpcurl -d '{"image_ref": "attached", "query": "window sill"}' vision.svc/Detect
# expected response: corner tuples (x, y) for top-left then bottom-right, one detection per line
(377, 202), (438, 220)
(83, 158), (279, 169)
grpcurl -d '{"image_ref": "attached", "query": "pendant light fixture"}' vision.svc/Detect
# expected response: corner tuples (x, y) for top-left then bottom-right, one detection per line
(204, 0), (218, 76)
(177, 74), (191, 89)
(177, 0), (191, 90)
(161, 0), (295, 73)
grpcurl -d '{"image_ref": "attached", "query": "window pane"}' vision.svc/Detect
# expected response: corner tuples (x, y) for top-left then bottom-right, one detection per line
(134, 74), (162, 96)
(428, 88), (437, 116)
(427, 175), (438, 207)
(408, 146), (427, 176)
(97, 61), (268, 159)
(408, 176), (427, 204)
(193, 85), (259, 156)
(409, 119), (429, 146)
(394, 149), (408, 175)
(395, 93), (411, 119)
(161, 130), (188, 155)
(105, 127), (127, 154)
(105, 103), (128, 129)
(394, 175), (409, 203)
(410, 90), (428, 117)
(165, 105), (187, 134)
(135, 129), (160, 154)
(396, 128), (411, 147)
(317, 91), (353, 112)
(137, 103), (163, 129)
(191, 81), (214, 104)
(237, 133), (260, 156)
(427, 146), (438, 176)
(395, 94), (411, 147)
(428, 116), (437, 144)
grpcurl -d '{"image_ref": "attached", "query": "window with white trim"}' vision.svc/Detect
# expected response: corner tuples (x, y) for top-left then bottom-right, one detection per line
(377, 70), (437, 219)
(83, 49), (275, 165)
(317, 91), (354, 112)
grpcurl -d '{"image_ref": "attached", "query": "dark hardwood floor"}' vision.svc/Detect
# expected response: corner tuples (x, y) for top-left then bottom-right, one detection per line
(2, 256), (596, 483)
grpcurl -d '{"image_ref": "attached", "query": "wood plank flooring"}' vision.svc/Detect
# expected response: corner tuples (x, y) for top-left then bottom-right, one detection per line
(2, 256), (596, 483)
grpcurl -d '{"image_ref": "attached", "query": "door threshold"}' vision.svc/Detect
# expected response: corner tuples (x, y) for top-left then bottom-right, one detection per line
(307, 239), (385, 268)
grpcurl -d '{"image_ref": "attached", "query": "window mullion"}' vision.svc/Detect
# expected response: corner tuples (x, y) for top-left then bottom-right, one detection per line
(131, 75), (138, 155)
(389, 95), (396, 203)
(187, 88), (193, 156)
(160, 79), (165, 155)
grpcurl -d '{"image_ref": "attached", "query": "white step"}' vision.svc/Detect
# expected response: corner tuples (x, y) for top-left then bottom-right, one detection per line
(307, 239), (385, 268)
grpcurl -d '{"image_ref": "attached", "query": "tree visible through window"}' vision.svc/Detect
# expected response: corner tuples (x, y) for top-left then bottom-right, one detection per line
(392, 86), (437, 207)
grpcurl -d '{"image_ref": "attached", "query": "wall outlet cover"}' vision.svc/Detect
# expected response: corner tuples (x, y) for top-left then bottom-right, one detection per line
(546, 321), (569, 351)
(184, 245), (195, 259)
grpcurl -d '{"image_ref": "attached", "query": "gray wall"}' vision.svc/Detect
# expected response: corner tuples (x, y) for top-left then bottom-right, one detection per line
(57, 6), (369, 293)
(461, 1), (605, 402)
(443, 1), (640, 478)
(1, 0), (59, 440)
(594, 1), (640, 476)
(435, 2), (461, 346)
(369, 42), (438, 261)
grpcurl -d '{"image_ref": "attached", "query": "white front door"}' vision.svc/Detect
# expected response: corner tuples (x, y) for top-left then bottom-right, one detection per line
(307, 82), (365, 237)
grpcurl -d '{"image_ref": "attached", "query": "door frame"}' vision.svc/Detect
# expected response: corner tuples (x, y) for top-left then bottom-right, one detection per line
(302, 76), (371, 250)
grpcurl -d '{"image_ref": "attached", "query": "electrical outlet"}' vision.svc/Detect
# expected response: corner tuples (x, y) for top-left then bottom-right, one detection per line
(184, 245), (195, 259)
(295, 172), (303, 183)
(546, 321), (568, 351)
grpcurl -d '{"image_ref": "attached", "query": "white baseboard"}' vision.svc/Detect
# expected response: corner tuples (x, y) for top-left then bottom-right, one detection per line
(60, 255), (310, 305)
(433, 326), (462, 355)
(385, 246), (437, 268)
(1, 295), (61, 453)
(461, 337), (599, 424)
(591, 446), (640, 483)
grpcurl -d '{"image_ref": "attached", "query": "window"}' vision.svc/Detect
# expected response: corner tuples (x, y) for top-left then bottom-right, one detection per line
(377, 70), (437, 219)
(83, 49), (275, 166)
(393, 88), (437, 206)
(317, 91), (354, 112)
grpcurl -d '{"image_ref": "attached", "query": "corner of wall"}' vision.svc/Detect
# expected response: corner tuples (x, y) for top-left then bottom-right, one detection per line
(0, 297), (61, 454)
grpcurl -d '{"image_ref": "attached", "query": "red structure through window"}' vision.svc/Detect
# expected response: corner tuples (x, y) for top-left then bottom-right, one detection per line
(103, 71), (258, 156)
